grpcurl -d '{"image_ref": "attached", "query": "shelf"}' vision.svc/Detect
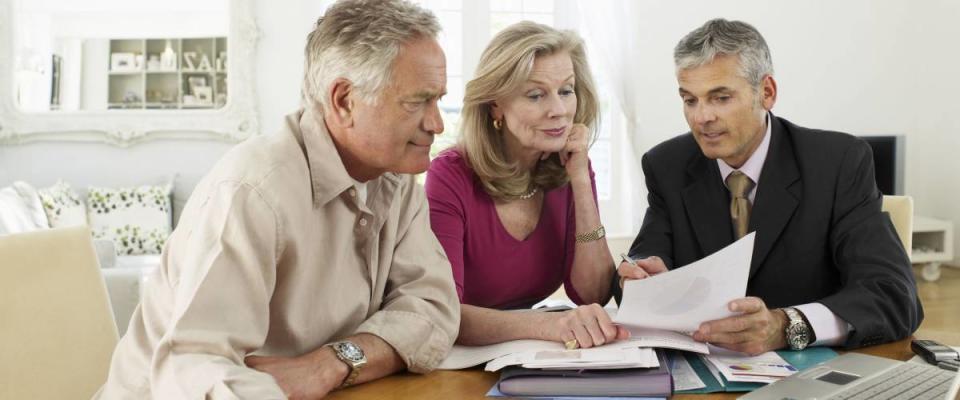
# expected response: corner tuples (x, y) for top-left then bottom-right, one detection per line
(107, 37), (227, 110)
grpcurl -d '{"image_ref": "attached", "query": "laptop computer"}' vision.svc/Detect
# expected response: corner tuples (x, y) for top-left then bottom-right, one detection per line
(740, 352), (960, 400)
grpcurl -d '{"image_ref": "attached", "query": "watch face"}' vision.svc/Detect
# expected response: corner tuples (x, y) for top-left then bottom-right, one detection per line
(336, 342), (365, 362)
(787, 324), (809, 349)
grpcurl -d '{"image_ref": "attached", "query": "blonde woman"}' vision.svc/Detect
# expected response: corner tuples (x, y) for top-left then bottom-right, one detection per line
(425, 22), (626, 348)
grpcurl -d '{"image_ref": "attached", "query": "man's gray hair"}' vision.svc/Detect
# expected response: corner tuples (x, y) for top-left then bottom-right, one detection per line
(674, 18), (773, 89)
(302, 0), (440, 110)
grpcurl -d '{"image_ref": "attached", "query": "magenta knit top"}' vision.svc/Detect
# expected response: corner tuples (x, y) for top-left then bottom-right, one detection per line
(425, 149), (596, 309)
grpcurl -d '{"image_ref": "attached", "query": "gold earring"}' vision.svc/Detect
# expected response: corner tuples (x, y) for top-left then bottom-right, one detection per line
(492, 119), (502, 130)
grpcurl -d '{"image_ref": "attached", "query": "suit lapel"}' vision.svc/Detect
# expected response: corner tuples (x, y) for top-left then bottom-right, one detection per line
(749, 116), (801, 278)
(681, 154), (733, 258)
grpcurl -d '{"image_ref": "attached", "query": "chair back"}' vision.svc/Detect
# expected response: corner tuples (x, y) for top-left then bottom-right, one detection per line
(881, 195), (914, 257)
(0, 226), (119, 400)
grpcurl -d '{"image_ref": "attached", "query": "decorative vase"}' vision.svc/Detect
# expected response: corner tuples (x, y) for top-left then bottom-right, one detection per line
(160, 40), (176, 71)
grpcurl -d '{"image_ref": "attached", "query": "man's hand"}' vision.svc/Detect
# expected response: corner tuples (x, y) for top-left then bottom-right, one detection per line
(245, 346), (348, 400)
(693, 297), (789, 355)
(616, 256), (668, 288)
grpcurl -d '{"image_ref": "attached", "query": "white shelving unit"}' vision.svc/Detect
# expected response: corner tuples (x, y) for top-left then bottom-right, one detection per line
(911, 215), (954, 282)
(107, 37), (227, 110)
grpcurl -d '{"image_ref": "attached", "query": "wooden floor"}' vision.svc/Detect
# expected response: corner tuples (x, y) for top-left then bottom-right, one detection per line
(914, 265), (960, 344)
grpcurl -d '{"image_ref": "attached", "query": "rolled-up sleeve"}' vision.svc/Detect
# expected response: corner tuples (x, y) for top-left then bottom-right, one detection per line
(355, 186), (460, 373)
(149, 180), (285, 399)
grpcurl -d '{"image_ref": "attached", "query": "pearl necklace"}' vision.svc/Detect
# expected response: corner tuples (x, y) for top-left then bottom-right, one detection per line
(518, 187), (538, 200)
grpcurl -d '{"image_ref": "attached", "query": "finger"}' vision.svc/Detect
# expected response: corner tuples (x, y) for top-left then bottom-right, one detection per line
(697, 311), (768, 344)
(580, 313), (609, 347)
(635, 256), (668, 274)
(571, 323), (594, 348)
(592, 305), (619, 342)
(615, 325), (631, 341)
(617, 262), (650, 280)
(729, 296), (766, 313)
(244, 355), (266, 368)
(540, 152), (550, 161)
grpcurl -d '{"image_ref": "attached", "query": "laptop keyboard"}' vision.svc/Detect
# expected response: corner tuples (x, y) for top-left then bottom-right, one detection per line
(828, 362), (958, 400)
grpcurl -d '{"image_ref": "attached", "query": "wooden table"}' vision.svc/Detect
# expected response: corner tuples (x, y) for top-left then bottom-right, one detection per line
(327, 337), (940, 400)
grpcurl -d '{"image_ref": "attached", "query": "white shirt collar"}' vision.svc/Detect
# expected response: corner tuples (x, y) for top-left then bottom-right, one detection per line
(717, 113), (772, 202)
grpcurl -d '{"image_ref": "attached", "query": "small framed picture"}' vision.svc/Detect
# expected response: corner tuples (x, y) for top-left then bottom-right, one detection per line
(194, 86), (213, 104)
(188, 76), (208, 90)
(111, 53), (138, 71)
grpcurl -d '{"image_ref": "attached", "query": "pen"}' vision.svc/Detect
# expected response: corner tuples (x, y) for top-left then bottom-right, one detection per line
(620, 253), (636, 266)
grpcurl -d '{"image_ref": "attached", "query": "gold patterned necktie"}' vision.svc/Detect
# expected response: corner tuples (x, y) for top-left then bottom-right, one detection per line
(726, 171), (755, 239)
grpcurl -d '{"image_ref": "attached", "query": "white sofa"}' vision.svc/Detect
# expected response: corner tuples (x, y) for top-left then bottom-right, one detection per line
(2, 181), (163, 336)
(93, 240), (158, 335)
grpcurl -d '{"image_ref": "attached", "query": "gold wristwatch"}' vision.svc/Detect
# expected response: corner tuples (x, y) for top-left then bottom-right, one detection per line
(328, 341), (366, 388)
(575, 225), (606, 243)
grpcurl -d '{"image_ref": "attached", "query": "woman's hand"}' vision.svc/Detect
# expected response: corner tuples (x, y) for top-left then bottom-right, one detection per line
(544, 303), (630, 348)
(557, 123), (591, 181)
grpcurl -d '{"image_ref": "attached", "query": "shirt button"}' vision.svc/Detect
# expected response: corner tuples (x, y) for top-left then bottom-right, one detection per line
(349, 188), (356, 197)
(359, 218), (367, 226)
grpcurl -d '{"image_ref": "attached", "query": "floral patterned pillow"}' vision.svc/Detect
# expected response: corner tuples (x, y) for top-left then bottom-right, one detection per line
(37, 181), (88, 228)
(87, 183), (173, 255)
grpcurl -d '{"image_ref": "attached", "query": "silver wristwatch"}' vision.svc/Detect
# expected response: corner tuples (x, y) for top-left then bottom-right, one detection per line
(783, 307), (812, 351)
(328, 340), (366, 388)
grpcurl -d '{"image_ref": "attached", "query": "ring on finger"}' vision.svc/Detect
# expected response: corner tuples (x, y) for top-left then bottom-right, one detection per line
(564, 339), (580, 350)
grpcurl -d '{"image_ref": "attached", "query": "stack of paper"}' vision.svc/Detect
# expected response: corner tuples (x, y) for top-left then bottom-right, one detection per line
(486, 346), (659, 371)
(702, 351), (798, 384)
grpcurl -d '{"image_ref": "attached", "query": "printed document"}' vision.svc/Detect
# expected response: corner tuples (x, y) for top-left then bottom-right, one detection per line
(614, 233), (755, 332)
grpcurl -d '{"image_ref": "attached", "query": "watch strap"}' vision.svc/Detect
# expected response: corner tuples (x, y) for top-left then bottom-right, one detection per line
(329, 341), (365, 388)
(575, 225), (606, 243)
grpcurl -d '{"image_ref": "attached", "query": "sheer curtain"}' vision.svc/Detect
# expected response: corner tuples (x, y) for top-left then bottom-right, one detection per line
(577, 1), (650, 230)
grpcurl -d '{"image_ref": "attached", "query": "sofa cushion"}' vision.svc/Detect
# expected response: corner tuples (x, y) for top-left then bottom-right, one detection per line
(0, 181), (50, 234)
(87, 183), (173, 255)
(37, 181), (88, 228)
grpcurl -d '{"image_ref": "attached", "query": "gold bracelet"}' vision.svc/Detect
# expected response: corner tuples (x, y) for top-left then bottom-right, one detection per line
(575, 225), (606, 243)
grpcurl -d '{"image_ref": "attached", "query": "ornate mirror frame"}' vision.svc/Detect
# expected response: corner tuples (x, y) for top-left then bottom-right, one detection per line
(0, 0), (260, 147)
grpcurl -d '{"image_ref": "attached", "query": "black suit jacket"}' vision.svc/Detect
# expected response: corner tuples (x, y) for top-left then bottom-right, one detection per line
(614, 114), (922, 348)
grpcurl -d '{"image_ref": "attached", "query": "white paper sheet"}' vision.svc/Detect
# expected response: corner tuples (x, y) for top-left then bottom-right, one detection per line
(614, 233), (755, 332)
(485, 344), (660, 372)
(438, 339), (562, 370)
(621, 326), (710, 354)
(669, 353), (707, 391)
(703, 351), (796, 384)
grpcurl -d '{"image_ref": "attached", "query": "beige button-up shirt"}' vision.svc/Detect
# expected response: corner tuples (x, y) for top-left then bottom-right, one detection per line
(96, 109), (460, 399)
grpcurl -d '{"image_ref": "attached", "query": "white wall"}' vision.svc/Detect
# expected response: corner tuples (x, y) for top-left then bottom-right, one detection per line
(0, 0), (320, 224)
(2, 0), (959, 262)
(606, 0), (960, 264)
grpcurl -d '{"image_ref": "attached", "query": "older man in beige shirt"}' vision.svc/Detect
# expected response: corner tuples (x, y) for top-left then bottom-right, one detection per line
(95, 1), (458, 399)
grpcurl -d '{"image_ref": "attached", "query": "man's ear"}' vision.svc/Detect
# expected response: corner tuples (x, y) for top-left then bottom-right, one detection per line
(761, 75), (778, 111)
(327, 78), (355, 128)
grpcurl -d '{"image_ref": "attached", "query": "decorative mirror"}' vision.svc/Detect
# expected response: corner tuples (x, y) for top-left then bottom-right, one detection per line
(0, 0), (259, 146)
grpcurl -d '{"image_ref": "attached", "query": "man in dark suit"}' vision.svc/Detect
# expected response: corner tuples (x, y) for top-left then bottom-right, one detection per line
(615, 19), (921, 355)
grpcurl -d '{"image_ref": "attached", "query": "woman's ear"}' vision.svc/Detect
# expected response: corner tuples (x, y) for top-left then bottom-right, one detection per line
(489, 101), (503, 121)
(327, 78), (355, 128)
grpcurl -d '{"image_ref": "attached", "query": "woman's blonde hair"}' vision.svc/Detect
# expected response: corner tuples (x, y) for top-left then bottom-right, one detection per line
(459, 21), (600, 200)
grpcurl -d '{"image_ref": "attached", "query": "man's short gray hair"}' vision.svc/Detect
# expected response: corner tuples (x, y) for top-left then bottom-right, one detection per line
(302, 0), (441, 110)
(674, 18), (773, 89)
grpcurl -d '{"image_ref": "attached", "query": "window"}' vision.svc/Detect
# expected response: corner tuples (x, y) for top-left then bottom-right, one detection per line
(413, 0), (635, 236)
